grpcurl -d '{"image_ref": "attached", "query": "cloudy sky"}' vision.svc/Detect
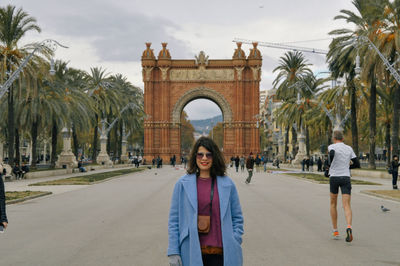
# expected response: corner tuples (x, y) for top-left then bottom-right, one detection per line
(5, 0), (355, 120)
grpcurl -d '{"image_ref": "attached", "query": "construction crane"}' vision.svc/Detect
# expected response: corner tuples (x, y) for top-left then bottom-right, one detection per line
(233, 38), (328, 55)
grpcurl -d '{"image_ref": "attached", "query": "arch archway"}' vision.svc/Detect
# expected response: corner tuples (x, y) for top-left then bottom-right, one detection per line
(142, 42), (262, 162)
(171, 87), (232, 124)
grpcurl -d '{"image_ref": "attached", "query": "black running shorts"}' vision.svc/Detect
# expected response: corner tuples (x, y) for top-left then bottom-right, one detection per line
(329, 176), (352, 195)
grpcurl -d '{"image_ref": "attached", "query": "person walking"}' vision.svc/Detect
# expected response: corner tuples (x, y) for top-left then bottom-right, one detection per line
(326, 130), (360, 242)
(0, 164), (8, 232)
(255, 155), (261, 173)
(245, 153), (255, 184)
(234, 156), (240, 173)
(317, 157), (322, 172)
(239, 156), (245, 173)
(390, 155), (399, 189)
(305, 157), (310, 171)
(262, 155), (267, 172)
(168, 137), (244, 266)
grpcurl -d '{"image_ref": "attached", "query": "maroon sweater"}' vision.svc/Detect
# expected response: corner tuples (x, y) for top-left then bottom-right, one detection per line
(197, 177), (223, 248)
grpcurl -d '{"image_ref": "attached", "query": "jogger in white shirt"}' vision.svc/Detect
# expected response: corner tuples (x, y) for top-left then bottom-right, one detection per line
(327, 130), (360, 242)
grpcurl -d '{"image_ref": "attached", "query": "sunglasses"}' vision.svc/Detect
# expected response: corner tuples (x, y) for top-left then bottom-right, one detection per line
(196, 152), (213, 159)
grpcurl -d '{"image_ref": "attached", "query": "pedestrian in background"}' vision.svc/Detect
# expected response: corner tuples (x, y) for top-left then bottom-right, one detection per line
(239, 156), (245, 173)
(255, 155), (261, 173)
(317, 157), (322, 172)
(262, 155), (267, 172)
(234, 156), (240, 173)
(390, 155), (399, 189)
(168, 137), (244, 266)
(0, 164), (8, 232)
(245, 153), (255, 184)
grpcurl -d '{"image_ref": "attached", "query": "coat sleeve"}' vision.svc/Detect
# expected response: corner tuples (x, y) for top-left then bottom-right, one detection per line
(167, 181), (181, 256)
(0, 176), (8, 223)
(230, 182), (244, 244)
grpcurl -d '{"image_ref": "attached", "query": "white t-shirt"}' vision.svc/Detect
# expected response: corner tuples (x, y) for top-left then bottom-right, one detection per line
(328, 142), (356, 177)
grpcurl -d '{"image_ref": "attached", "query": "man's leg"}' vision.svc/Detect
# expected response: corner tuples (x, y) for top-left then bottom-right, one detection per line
(246, 170), (253, 184)
(330, 193), (338, 230)
(342, 194), (352, 227)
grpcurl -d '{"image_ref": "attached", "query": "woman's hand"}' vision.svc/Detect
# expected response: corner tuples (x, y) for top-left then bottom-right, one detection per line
(2, 222), (7, 229)
(168, 255), (182, 266)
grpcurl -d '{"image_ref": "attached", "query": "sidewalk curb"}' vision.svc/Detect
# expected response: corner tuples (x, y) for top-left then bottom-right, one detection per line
(6, 191), (53, 205)
(360, 190), (400, 203)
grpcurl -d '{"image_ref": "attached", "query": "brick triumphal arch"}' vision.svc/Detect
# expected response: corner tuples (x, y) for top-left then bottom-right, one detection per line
(141, 42), (262, 162)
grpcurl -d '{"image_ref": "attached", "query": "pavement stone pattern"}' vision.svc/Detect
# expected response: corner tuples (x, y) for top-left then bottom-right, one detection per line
(0, 165), (399, 265)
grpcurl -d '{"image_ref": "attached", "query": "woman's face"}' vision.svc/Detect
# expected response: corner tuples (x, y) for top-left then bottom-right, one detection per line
(196, 146), (213, 174)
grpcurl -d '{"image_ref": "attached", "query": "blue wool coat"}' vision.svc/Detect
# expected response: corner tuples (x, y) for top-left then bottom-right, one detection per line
(167, 174), (244, 266)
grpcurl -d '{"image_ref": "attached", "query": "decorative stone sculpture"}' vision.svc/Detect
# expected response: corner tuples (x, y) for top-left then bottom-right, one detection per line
(56, 127), (78, 169)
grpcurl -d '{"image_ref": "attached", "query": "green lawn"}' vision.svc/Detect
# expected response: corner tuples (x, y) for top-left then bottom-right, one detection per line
(364, 190), (400, 200)
(286, 173), (381, 185)
(6, 191), (52, 203)
(29, 168), (144, 186)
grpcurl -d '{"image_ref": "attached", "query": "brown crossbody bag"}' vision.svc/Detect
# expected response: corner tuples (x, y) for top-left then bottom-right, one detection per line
(198, 177), (215, 234)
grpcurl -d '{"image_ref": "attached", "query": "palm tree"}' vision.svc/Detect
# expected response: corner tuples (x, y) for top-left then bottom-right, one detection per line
(327, 30), (360, 156)
(109, 74), (143, 161)
(373, 0), (400, 158)
(0, 5), (41, 166)
(85, 67), (119, 161)
(330, 0), (388, 169)
(54, 64), (95, 160)
(273, 51), (312, 160)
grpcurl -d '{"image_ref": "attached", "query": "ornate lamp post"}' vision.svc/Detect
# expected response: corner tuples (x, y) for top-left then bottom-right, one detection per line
(96, 102), (139, 165)
(0, 39), (68, 99)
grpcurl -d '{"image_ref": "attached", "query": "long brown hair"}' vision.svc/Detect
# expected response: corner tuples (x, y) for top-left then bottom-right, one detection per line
(187, 137), (226, 178)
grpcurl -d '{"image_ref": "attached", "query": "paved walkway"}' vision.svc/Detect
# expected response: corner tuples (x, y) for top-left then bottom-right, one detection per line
(0, 166), (399, 265)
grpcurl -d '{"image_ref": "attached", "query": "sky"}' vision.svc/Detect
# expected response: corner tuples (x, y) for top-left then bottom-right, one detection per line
(5, 0), (356, 120)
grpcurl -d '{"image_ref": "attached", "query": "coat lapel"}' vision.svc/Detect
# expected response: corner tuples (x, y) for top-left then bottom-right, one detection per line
(181, 174), (198, 213)
(217, 176), (232, 219)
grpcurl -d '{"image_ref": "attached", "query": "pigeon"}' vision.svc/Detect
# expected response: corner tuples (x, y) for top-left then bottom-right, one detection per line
(381, 205), (390, 212)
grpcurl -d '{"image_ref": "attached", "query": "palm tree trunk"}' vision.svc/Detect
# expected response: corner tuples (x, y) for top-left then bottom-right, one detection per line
(392, 84), (400, 158)
(291, 126), (297, 158)
(50, 120), (58, 169)
(107, 131), (111, 156)
(326, 120), (332, 149)
(7, 83), (15, 166)
(113, 123), (118, 160)
(92, 114), (98, 160)
(72, 124), (79, 159)
(386, 122), (391, 168)
(283, 125), (289, 162)
(350, 81), (359, 157)
(14, 128), (20, 166)
(305, 125), (310, 156)
(31, 120), (38, 169)
(369, 74), (377, 169)
(118, 122), (123, 160)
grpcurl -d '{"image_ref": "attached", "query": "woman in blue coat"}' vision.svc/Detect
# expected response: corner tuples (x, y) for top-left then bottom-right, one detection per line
(168, 137), (244, 266)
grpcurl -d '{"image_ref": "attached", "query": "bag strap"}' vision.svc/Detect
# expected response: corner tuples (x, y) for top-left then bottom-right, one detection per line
(209, 177), (215, 217)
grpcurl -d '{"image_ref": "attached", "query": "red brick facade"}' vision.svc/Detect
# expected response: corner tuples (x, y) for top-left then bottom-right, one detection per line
(142, 42), (262, 163)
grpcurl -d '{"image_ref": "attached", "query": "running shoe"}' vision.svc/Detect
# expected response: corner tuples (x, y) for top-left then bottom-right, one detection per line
(345, 228), (353, 242)
(332, 231), (340, 240)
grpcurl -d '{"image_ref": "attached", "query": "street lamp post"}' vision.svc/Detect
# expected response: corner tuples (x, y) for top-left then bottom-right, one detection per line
(0, 39), (68, 99)
(96, 102), (139, 165)
(355, 35), (400, 84)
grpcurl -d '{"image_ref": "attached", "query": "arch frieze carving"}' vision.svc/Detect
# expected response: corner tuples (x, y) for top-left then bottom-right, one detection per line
(171, 87), (233, 124)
